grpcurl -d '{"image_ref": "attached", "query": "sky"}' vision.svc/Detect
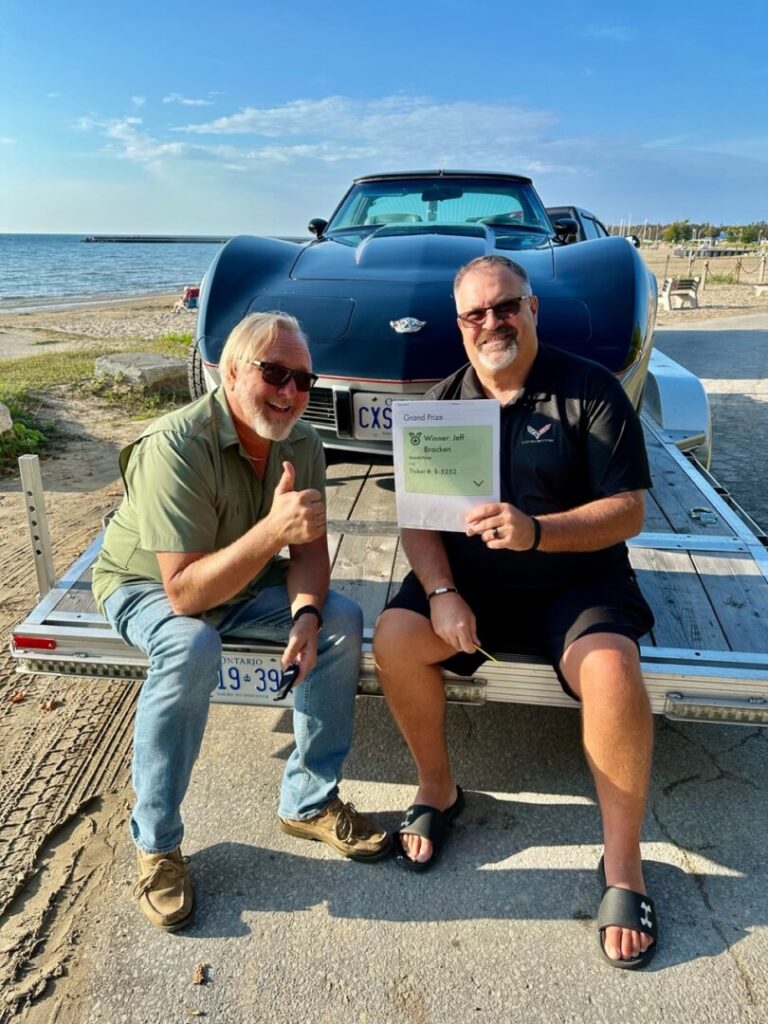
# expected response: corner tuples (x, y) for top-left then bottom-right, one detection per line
(1, 0), (767, 235)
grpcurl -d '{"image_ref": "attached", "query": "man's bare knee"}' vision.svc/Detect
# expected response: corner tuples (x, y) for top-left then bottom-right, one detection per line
(560, 632), (644, 702)
(374, 608), (435, 669)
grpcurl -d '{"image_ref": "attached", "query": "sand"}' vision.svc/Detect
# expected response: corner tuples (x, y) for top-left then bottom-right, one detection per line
(0, 293), (194, 361)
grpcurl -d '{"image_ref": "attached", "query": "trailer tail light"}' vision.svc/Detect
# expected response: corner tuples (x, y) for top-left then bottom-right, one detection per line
(664, 693), (768, 727)
(12, 636), (57, 650)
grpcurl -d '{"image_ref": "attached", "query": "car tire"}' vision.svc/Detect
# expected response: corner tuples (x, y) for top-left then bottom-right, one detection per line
(187, 340), (207, 400)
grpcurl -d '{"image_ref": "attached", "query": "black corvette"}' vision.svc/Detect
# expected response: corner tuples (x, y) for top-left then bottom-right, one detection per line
(190, 171), (656, 453)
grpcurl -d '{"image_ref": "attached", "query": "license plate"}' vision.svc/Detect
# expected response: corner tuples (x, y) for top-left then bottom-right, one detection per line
(211, 652), (294, 707)
(352, 392), (394, 440)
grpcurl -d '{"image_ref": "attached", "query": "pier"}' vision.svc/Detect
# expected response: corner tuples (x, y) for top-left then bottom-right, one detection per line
(82, 234), (232, 244)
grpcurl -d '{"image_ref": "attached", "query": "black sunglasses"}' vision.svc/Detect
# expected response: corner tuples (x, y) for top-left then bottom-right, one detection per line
(457, 295), (531, 326)
(248, 359), (318, 392)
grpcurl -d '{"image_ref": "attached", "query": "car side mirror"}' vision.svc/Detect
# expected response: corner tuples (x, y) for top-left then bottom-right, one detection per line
(553, 218), (580, 243)
(308, 218), (328, 238)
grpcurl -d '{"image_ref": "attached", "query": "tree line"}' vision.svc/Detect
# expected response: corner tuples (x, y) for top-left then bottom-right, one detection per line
(617, 221), (768, 244)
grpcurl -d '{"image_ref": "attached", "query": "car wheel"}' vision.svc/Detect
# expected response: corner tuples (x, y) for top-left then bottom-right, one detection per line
(187, 340), (207, 400)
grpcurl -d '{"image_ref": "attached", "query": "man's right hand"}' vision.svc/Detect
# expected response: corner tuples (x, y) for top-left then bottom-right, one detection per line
(428, 591), (479, 655)
(267, 461), (326, 547)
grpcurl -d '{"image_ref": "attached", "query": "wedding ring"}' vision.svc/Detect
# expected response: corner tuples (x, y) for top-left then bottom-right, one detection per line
(492, 526), (500, 539)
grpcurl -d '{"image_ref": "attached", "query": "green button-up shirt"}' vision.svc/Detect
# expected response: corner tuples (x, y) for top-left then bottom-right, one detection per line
(91, 387), (325, 613)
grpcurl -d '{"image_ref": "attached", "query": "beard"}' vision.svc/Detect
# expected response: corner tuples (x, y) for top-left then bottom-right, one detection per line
(476, 326), (519, 372)
(251, 400), (303, 441)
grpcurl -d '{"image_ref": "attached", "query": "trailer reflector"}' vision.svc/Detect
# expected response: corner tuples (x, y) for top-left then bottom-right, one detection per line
(12, 636), (57, 650)
(664, 693), (768, 726)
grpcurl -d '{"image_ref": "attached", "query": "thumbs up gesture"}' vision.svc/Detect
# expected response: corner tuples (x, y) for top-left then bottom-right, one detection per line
(267, 461), (325, 546)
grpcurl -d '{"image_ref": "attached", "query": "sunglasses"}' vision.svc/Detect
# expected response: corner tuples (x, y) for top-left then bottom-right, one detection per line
(248, 359), (318, 392)
(457, 295), (531, 326)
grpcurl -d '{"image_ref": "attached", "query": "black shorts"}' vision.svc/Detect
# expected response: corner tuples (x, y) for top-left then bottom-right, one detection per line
(384, 569), (654, 700)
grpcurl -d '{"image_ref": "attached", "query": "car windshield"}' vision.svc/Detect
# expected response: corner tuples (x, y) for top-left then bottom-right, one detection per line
(328, 177), (553, 233)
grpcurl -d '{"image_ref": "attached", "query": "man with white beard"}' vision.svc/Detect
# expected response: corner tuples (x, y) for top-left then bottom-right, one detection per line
(374, 256), (658, 969)
(93, 311), (389, 933)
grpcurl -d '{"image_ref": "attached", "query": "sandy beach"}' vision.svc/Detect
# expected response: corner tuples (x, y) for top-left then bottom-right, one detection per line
(0, 292), (193, 361)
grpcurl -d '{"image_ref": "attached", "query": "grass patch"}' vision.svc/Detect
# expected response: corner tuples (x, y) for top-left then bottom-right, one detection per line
(0, 401), (53, 475)
(0, 332), (193, 472)
(707, 272), (736, 284)
(82, 377), (190, 420)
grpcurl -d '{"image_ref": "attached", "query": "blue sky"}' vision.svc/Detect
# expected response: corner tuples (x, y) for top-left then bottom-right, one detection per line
(2, 0), (766, 234)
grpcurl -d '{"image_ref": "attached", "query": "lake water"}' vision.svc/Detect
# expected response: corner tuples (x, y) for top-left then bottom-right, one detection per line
(0, 234), (227, 311)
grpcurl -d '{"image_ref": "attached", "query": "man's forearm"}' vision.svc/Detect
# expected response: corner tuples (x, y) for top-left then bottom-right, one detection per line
(286, 537), (330, 615)
(159, 519), (284, 616)
(401, 528), (455, 593)
(536, 491), (645, 552)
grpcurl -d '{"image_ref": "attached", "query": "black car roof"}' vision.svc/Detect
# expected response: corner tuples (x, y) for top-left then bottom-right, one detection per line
(352, 170), (534, 185)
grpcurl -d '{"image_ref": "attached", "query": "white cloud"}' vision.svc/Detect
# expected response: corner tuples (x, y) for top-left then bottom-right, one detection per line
(0, 136), (15, 145)
(175, 95), (555, 145)
(163, 92), (213, 106)
(72, 95), (566, 176)
(165, 94), (561, 172)
(131, 96), (146, 108)
(72, 92), (768, 223)
(46, 92), (61, 99)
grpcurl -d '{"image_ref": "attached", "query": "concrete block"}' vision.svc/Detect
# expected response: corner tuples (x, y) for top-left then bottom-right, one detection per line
(95, 353), (187, 389)
(0, 402), (12, 434)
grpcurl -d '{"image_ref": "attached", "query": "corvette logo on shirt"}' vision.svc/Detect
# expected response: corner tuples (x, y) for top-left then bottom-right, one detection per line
(526, 423), (552, 441)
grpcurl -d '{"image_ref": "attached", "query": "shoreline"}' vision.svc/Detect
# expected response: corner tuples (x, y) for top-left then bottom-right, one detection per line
(0, 292), (191, 360)
(0, 287), (188, 316)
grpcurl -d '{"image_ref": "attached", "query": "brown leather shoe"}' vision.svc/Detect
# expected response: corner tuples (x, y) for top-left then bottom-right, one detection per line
(278, 798), (390, 861)
(133, 848), (194, 931)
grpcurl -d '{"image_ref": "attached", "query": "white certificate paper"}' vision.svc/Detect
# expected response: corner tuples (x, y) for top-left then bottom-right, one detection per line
(392, 400), (500, 532)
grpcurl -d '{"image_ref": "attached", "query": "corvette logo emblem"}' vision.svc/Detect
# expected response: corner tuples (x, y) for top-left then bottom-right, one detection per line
(390, 317), (426, 333)
(527, 424), (552, 440)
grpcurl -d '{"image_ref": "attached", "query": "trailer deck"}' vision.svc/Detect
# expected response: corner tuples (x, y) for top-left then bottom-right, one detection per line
(11, 415), (768, 725)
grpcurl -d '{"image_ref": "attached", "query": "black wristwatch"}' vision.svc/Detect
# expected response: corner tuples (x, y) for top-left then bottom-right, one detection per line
(292, 604), (323, 629)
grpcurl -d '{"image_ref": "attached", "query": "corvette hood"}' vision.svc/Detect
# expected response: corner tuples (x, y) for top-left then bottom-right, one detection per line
(291, 226), (555, 283)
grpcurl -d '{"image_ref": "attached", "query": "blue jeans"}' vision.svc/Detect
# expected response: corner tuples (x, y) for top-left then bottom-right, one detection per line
(103, 583), (363, 854)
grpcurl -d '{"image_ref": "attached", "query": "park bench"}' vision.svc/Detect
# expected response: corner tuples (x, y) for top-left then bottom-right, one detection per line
(660, 277), (700, 311)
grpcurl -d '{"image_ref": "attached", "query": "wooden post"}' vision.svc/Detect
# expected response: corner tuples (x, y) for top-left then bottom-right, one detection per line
(760, 255), (766, 284)
(735, 257), (741, 284)
(702, 260), (709, 290)
(663, 254), (670, 281)
(688, 251), (695, 275)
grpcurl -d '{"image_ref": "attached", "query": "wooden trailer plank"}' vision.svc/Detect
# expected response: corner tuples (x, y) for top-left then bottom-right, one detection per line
(691, 550), (768, 652)
(630, 546), (729, 650)
(330, 465), (400, 629)
(642, 430), (735, 536)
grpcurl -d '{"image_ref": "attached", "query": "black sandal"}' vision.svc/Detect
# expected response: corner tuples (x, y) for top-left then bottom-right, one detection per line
(597, 856), (658, 969)
(393, 786), (465, 872)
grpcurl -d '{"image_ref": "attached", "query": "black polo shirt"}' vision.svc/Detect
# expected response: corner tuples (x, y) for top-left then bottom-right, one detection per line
(425, 344), (651, 590)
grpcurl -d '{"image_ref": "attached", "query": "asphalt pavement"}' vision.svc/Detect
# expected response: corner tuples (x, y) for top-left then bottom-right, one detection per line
(26, 314), (768, 1023)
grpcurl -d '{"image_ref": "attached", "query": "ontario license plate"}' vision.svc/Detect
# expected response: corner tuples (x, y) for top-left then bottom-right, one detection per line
(211, 652), (294, 707)
(352, 392), (394, 440)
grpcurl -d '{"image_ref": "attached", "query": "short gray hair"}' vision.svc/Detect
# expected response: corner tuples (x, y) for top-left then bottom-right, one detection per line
(453, 255), (531, 295)
(219, 311), (308, 380)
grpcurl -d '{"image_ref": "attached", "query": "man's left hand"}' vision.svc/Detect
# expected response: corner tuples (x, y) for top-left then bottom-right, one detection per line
(465, 502), (536, 550)
(282, 617), (319, 684)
